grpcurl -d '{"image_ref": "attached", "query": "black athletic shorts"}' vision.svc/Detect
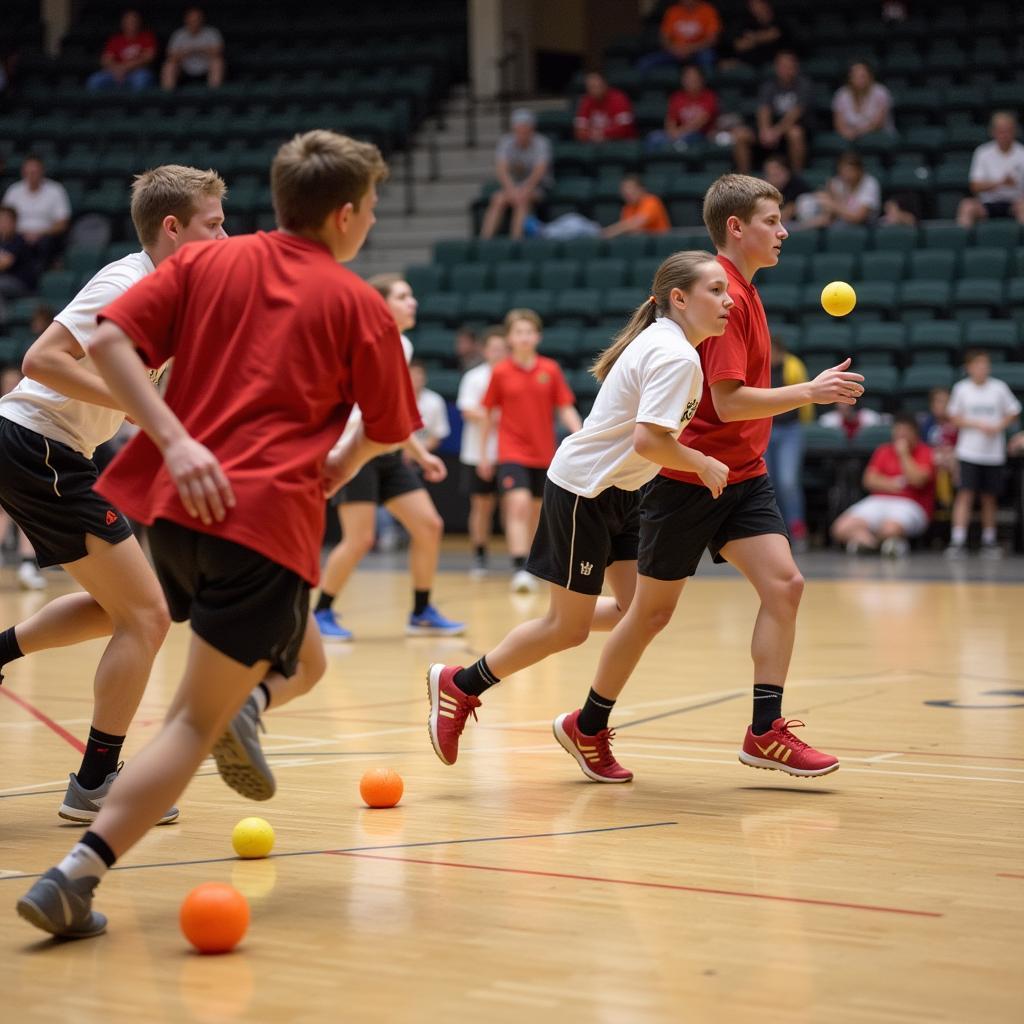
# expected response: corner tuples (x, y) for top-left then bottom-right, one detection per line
(638, 473), (788, 581)
(958, 459), (1004, 496)
(498, 462), (547, 498)
(0, 418), (134, 567)
(461, 462), (497, 497)
(148, 519), (309, 676)
(331, 450), (422, 507)
(983, 201), (1014, 219)
(526, 479), (640, 596)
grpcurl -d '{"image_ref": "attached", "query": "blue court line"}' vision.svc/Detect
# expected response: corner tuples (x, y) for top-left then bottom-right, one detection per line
(0, 820), (678, 882)
(614, 693), (745, 730)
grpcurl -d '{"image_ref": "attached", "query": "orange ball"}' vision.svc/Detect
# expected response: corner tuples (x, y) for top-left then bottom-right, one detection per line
(359, 767), (404, 808)
(180, 882), (250, 954)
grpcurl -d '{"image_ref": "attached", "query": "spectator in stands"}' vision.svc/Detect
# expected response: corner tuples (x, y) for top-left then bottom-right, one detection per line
(1009, 431), (1024, 457)
(86, 9), (157, 92)
(1, 156), (70, 278)
(956, 111), (1024, 229)
(831, 413), (935, 557)
(736, 50), (813, 173)
(0, 206), (36, 300)
(602, 175), (671, 238)
(819, 401), (883, 439)
(161, 6), (225, 91)
(946, 350), (1022, 559)
(646, 65), (719, 151)
(639, 0), (722, 74)
(880, 192), (921, 227)
(454, 325), (482, 371)
(481, 109), (552, 241)
(726, 0), (793, 68)
(919, 386), (957, 506)
(574, 72), (636, 143)
(766, 336), (810, 549)
(761, 154), (811, 223)
(409, 360), (451, 453)
(799, 151), (881, 227)
(833, 62), (894, 142)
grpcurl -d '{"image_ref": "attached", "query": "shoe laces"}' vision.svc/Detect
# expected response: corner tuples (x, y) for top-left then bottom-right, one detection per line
(591, 728), (620, 767)
(775, 719), (810, 753)
(452, 692), (481, 732)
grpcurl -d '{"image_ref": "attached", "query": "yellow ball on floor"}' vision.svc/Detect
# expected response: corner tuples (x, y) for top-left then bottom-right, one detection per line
(821, 281), (857, 317)
(232, 816), (275, 859)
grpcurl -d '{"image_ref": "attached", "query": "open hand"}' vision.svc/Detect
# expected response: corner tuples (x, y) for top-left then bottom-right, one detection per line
(163, 437), (234, 524)
(809, 358), (865, 406)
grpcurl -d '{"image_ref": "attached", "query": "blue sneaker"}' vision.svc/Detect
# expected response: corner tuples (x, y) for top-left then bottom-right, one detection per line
(407, 605), (465, 636)
(315, 608), (353, 642)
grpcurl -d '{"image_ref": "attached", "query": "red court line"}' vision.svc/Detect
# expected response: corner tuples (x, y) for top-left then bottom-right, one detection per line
(332, 851), (942, 918)
(0, 687), (85, 753)
(996, 873), (1024, 879)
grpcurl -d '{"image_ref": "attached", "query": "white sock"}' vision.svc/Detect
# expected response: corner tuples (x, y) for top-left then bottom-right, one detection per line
(251, 683), (269, 714)
(57, 843), (108, 883)
(951, 526), (967, 546)
(982, 527), (997, 545)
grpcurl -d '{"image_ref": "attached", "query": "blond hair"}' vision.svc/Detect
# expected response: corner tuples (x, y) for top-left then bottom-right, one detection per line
(592, 250), (718, 382)
(130, 165), (226, 248)
(271, 130), (388, 232)
(702, 173), (783, 249)
(368, 273), (405, 301)
(504, 308), (542, 332)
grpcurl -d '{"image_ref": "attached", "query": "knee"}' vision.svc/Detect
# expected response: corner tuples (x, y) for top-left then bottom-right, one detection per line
(418, 510), (444, 542)
(634, 604), (675, 638)
(299, 646), (328, 693)
(553, 619), (591, 650)
(786, 125), (805, 143)
(348, 528), (376, 556)
(120, 597), (171, 651)
(765, 571), (804, 614)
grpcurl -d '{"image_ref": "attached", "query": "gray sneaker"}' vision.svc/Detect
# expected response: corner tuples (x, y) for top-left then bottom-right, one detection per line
(59, 766), (179, 826)
(16, 868), (107, 939)
(211, 696), (275, 801)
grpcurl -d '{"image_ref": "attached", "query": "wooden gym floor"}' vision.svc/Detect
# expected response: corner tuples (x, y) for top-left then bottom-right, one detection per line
(2, 555), (1023, 1023)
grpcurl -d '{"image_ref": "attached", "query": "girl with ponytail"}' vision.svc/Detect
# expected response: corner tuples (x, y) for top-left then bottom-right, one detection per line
(427, 251), (732, 776)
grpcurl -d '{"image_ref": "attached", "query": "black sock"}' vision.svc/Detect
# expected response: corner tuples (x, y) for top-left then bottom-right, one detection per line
(0, 626), (24, 670)
(512, 556), (527, 570)
(81, 829), (117, 868)
(454, 656), (500, 697)
(77, 727), (125, 790)
(752, 684), (784, 734)
(258, 680), (272, 711)
(577, 688), (616, 735)
(413, 589), (431, 616)
(474, 545), (486, 559)
(316, 591), (334, 613)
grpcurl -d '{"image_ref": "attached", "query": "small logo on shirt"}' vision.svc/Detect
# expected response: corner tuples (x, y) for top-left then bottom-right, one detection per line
(579, 561), (594, 577)
(538, 372), (550, 384)
(105, 510), (118, 526)
(682, 398), (699, 423)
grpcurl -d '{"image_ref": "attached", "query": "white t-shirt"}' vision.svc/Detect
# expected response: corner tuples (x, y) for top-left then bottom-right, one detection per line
(167, 25), (223, 76)
(969, 140), (1024, 205)
(339, 333), (414, 446)
(456, 362), (498, 465)
(0, 251), (157, 458)
(2, 179), (72, 235)
(548, 318), (703, 498)
(948, 377), (1021, 465)
(415, 387), (450, 446)
(830, 173), (881, 219)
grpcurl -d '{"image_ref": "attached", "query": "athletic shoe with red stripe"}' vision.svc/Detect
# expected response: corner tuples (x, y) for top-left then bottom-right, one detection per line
(426, 663), (481, 765)
(552, 709), (633, 783)
(738, 718), (839, 777)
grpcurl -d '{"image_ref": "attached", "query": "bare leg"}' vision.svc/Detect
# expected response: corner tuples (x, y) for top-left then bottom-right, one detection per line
(951, 488), (974, 533)
(503, 487), (535, 559)
(876, 520), (907, 541)
(831, 513), (879, 550)
(979, 493), (998, 533)
(14, 593), (112, 654)
(480, 193), (510, 240)
(509, 195), (534, 241)
(262, 613), (327, 709)
(208, 55), (225, 88)
(319, 502), (376, 599)
(468, 492), (496, 549)
(590, 559), (638, 631)
(386, 488), (443, 593)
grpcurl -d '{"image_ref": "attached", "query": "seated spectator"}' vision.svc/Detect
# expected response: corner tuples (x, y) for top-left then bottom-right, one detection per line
(1008, 431), (1024, 457)
(880, 192), (921, 227)
(766, 335), (811, 549)
(161, 6), (225, 90)
(831, 413), (935, 557)
(819, 402), (883, 439)
(86, 9), (156, 92)
(409, 360), (451, 453)
(0, 205), (36, 300)
(602, 176), (671, 238)
(639, 0), (722, 74)
(574, 72), (636, 143)
(1, 156), (70, 277)
(833, 62), (894, 141)
(762, 154), (811, 223)
(454, 325), (482, 371)
(956, 111), (1024, 229)
(646, 65), (720, 151)
(480, 109), (552, 241)
(726, 0), (793, 68)
(798, 151), (881, 227)
(918, 385), (957, 505)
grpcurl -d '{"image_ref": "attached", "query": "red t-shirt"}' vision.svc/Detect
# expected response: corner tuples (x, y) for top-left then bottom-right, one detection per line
(867, 442), (935, 517)
(483, 355), (575, 467)
(662, 255), (771, 485)
(104, 31), (157, 63)
(95, 232), (421, 585)
(575, 89), (637, 141)
(666, 88), (719, 134)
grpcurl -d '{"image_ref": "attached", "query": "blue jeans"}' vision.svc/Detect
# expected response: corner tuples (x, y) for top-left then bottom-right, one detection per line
(636, 47), (716, 74)
(86, 68), (153, 91)
(765, 420), (806, 528)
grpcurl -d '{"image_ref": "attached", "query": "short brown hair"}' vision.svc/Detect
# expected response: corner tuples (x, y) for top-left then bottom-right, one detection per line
(368, 273), (405, 301)
(480, 323), (506, 343)
(271, 130), (388, 232)
(504, 308), (542, 331)
(702, 173), (783, 248)
(130, 164), (226, 247)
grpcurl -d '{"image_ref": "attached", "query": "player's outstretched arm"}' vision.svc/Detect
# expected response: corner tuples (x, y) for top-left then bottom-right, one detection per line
(21, 321), (121, 410)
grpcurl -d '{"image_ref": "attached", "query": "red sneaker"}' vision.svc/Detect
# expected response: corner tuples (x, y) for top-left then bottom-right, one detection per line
(552, 709), (633, 783)
(426, 664), (481, 766)
(739, 718), (839, 777)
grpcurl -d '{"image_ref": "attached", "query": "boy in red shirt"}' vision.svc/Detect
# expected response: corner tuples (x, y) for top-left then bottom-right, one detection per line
(17, 130), (422, 939)
(563, 174), (865, 780)
(86, 10), (157, 91)
(574, 72), (637, 142)
(479, 309), (581, 592)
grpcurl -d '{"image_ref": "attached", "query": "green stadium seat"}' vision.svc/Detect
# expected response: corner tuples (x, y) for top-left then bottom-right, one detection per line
(433, 240), (473, 265)
(801, 322), (853, 359)
(859, 252), (906, 282)
(461, 290), (508, 323)
(493, 261), (535, 292)
(584, 259), (628, 290)
(628, 258), (661, 288)
(960, 248), (1009, 281)
(764, 254), (807, 285)
(561, 237), (605, 262)
(568, 368), (600, 403)
(65, 248), (103, 283)
(409, 327), (454, 364)
(780, 230), (821, 256)
(37, 270), (78, 307)
(475, 239), (521, 263)
(579, 327), (614, 361)
(416, 293), (463, 327)
(908, 321), (962, 363)
(823, 226), (870, 254)
(537, 260), (582, 291)
(549, 177), (595, 210)
(953, 279), (1005, 317)
(973, 221), (1021, 249)
(963, 320), (1019, 358)
(855, 323), (907, 363)
(909, 250), (956, 282)
(921, 224), (969, 251)
(448, 264), (489, 294)
(989, 81), (1024, 109)
(900, 280), (952, 314)
(427, 369), (463, 402)
(540, 326), (583, 364)
(756, 285), (801, 318)
(521, 238), (566, 261)
(859, 365), (900, 411)
(405, 265), (446, 297)
(990, 364), (1024, 402)
(901, 365), (956, 406)
(872, 224), (918, 252)
(802, 422), (848, 457)
(554, 289), (601, 325)
(848, 422), (895, 458)
(852, 281), (898, 314)
(599, 286), (644, 319)
(5, 297), (42, 328)
(810, 253), (856, 286)
(508, 290), (555, 321)
(604, 236), (652, 261)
